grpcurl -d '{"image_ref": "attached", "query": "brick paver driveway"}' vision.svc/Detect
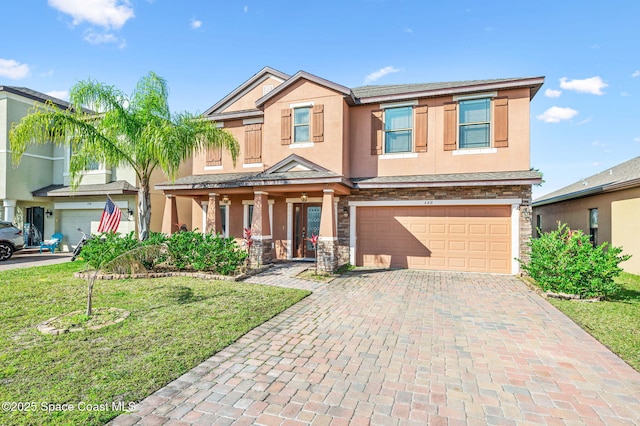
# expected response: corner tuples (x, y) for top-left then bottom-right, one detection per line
(112, 265), (640, 425)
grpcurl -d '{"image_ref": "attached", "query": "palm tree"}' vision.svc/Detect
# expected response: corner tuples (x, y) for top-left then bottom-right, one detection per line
(10, 72), (238, 240)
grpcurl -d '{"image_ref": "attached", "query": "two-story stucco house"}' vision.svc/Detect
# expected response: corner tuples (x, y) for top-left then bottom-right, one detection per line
(157, 67), (544, 274)
(0, 86), (166, 250)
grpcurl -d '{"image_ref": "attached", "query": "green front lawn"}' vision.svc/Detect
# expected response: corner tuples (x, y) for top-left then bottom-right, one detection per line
(0, 262), (310, 426)
(548, 272), (640, 372)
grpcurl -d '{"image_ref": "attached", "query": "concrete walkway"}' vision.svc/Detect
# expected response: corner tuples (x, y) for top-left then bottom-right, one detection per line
(112, 265), (640, 425)
(0, 249), (72, 271)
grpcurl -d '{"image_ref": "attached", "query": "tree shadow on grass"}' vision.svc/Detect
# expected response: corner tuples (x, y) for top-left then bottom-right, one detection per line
(609, 286), (640, 303)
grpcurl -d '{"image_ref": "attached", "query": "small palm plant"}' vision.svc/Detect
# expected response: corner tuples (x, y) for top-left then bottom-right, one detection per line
(243, 228), (254, 268)
(306, 233), (319, 274)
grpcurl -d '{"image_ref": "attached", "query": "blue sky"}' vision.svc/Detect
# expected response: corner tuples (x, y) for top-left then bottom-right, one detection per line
(2, 1), (640, 199)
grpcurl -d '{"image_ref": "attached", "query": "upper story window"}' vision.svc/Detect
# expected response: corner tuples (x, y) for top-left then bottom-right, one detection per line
(293, 107), (310, 143)
(444, 93), (508, 152)
(281, 104), (324, 146)
(384, 106), (413, 153)
(459, 98), (490, 149)
(69, 145), (100, 171)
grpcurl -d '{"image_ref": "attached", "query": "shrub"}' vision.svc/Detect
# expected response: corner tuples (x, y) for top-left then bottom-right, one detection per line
(80, 230), (246, 275)
(520, 223), (631, 299)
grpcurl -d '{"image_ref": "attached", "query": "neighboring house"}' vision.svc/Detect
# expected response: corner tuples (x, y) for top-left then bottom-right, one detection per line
(157, 67), (544, 274)
(533, 156), (640, 274)
(0, 86), (173, 250)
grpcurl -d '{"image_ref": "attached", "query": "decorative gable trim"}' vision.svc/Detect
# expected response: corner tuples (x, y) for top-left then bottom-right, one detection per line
(203, 66), (290, 116)
(263, 154), (330, 174)
(255, 71), (355, 108)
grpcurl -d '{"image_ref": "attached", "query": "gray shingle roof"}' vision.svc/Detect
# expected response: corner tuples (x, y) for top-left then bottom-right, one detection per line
(32, 181), (138, 197)
(352, 170), (542, 187)
(352, 77), (542, 100)
(0, 86), (73, 110)
(534, 156), (640, 206)
(156, 170), (345, 190)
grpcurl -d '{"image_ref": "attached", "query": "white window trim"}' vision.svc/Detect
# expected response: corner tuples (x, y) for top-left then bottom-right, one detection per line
(65, 145), (107, 174)
(452, 91), (498, 101)
(243, 199), (274, 233)
(243, 163), (263, 168)
(289, 101), (314, 108)
(243, 117), (264, 125)
(452, 148), (497, 156)
(289, 142), (314, 149)
(379, 100), (418, 109)
(380, 153), (418, 160)
(200, 201), (230, 237)
(348, 198), (522, 275)
(204, 165), (223, 171)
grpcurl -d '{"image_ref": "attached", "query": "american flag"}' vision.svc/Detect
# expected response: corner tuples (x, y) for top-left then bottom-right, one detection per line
(97, 196), (122, 233)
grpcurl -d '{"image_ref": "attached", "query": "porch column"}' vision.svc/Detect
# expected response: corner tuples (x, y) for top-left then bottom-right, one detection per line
(161, 195), (179, 234)
(318, 189), (338, 273)
(3, 200), (16, 223)
(249, 191), (273, 266)
(206, 193), (222, 234)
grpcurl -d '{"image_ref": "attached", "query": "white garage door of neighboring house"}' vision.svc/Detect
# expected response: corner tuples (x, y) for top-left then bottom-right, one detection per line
(356, 205), (512, 274)
(59, 210), (102, 251)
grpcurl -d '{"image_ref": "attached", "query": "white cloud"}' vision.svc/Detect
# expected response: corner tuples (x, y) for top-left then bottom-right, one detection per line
(243, 5), (248, 12)
(46, 90), (69, 100)
(0, 58), (30, 79)
(190, 19), (202, 29)
(634, 137), (640, 142)
(559, 76), (608, 95)
(591, 140), (606, 147)
(620, 91), (629, 97)
(536, 106), (578, 123)
(592, 162), (601, 167)
(48, 0), (134, 30)
(404, 28), (413, 34)
(544, 88), (562, 98)
(84, 29), (119, 44)
(632, 70), (640, 77)
(364, 66), (401, 84)
(576, 117), (592, 126)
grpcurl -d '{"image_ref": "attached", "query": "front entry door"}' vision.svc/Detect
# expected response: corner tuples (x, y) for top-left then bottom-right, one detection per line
(293, 203), (321, 258)
(25, 207), (45, 246)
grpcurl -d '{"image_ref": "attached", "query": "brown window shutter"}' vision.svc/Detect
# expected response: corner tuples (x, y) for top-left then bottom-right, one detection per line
(312, 104), (324, 142)
(206, 145), (222, 166)
(494, 97), (509, 148)
(281, 108), (292, 145)
(443, 102), (457, 151)
(371, 109), (383, 155)
(244, 124), (262, 163)
(414, 105), (428, 152)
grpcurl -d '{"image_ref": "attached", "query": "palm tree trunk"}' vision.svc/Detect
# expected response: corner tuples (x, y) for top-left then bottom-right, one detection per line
(138, 178), (152, 241)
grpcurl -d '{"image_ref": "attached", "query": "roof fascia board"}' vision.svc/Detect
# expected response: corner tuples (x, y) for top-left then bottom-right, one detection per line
(0, 86), (72, 110)
(356, 77), (545, 105)
(203, 67), (290, 116)
(533, 186), (605, 207)
(264, 153), (330, 174)
(156, 176), (350, 191)
(204, 109), (263, 122)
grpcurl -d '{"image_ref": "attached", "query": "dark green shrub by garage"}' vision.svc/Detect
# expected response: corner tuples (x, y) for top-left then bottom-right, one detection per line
(520, 223), (631, 299)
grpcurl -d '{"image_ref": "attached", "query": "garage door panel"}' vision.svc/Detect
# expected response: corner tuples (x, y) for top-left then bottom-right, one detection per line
(357, 205), (512, 273)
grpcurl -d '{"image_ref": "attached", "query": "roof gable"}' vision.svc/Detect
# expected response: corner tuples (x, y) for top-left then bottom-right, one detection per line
(255, 71), (354, 108)
(263, 154), (330, 174)
(203, 66), (290, 116)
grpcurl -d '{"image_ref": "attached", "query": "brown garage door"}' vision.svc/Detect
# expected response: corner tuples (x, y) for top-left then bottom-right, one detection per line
(356, 205), (511, 273)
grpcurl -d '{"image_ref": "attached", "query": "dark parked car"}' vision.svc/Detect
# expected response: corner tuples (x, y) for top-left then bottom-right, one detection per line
(0, 221), (25, 261)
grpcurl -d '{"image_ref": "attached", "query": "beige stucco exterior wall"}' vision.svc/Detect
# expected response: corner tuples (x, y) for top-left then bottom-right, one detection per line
(533, 187), (640, 272)
(349, 88), (531, 178)
(193, 80), (348, 175)
(612, 198), (640, 274)
(221, 76), (284, 113)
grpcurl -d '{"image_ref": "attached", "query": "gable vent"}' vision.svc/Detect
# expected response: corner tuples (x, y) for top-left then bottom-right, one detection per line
(263, 85), (273, 95)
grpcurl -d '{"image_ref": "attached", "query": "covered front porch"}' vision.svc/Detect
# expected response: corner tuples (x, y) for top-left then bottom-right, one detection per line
(156, 158), (352, 272)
